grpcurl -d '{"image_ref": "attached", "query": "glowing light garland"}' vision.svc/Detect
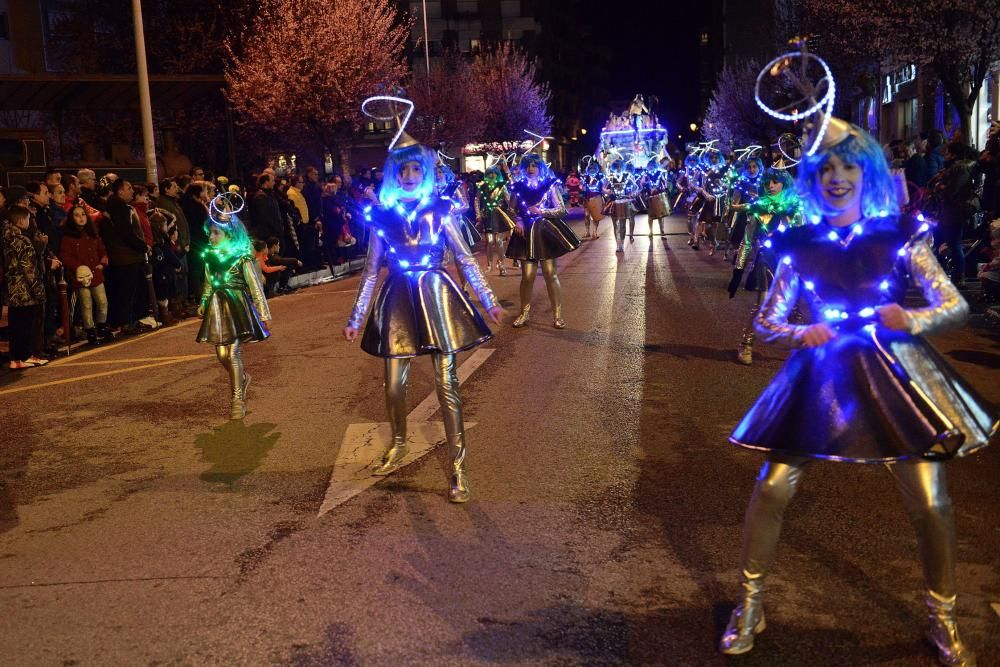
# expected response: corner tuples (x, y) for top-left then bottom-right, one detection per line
(755, 51), (836, 156)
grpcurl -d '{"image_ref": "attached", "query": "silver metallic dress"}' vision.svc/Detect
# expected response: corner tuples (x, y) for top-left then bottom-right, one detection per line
(505, 179), (580, 261)
(348, 198), (499, 358)
(730, 214), (997, 462)
(196, 254), (271, 344)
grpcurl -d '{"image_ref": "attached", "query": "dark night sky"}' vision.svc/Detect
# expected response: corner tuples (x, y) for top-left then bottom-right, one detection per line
(568, 1), (707, 152)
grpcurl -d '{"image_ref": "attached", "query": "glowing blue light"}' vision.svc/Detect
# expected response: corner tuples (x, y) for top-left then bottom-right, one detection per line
(421, 254), (430, 265)
(376, 229), (385, 237)
(782, 256), (792, 265)
(777, 224), (787, 233)
(365, 214), (372, 222)
(858, 307), (876, 318)
(810, 215), (821, 225)
(897, 247), (907, 257)
(916, 212), (925, 222)
(918, 223), (930, 233)
(880, 280), (890, 291)
(363, 206), (372, 213)
(851, 224), (863, 235)
(763, 239), (773, 248)
(824, 308), (841, 320)
(863, 323), (876, 333)
(388, 246), (397, 254)
(399, 259), (410, 268)
(878, 209), (889, 218)
(804, 280), (815, 290)
(827, 231), (840, 241)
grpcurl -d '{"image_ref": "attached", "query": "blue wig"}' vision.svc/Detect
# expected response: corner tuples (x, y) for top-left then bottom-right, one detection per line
(380, 144), (437, 206)
(435, 162), (456, 185)
(796, 127), (899, 221)
(519, 152), (552, 181)
(759, 167), (795, 197)
(608, 159), (625, 176)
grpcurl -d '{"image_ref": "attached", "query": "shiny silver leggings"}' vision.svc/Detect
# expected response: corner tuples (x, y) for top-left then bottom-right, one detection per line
(519, 259), (562, 319)
(215, 341), (245, 398)
(385, 353), (465, 468)
(741, 454), (957, 596)
(485, 232), (506, 269)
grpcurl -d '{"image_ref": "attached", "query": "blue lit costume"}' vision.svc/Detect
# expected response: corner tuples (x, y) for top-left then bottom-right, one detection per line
(581, 164), (606, 239)
(731, 212), (996, 460)
(644, 161), (672, 236)
(506, 154), (579, 329)
(473, 167), (514, 274)
(604, 162), (638, 252)
(347, 127), (500, 503)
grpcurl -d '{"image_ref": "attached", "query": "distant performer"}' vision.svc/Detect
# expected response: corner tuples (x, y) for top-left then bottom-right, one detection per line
(506, 153), (580, 329)
(196, 193), (271, 420)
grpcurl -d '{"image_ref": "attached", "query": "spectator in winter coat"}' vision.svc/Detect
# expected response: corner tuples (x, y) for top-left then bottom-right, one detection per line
(104, 179), (149, 334)
(2, 206), (53, 369)
(924, 131), (946, 180)
(132, 184), (155, 247)
(78, 169), (104, 212)
(249, 173), (284, 241)
(60, 205), (110, 343)
(49, 183), (69, 229)
(155, 178), (191, 306)
(181, 182), (209, 303)
(930, 141), (980, 285)
(149, 209), (182, 326)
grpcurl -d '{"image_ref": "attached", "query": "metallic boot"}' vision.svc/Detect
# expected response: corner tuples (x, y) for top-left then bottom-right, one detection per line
(230, 372), (250, 420)
(373, 437), (408, 476)
(719, 571), (767, 655)
(498, 259), (507, 276)
(513, 305), (531, 328)
(926, 590), (977, 667)
(448, 456), (470, 503)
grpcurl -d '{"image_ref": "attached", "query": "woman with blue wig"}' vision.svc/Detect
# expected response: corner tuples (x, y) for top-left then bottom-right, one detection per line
(344, 115), (505, 504)
(506, 152), (580, 329)
(720, 54), (995, 667)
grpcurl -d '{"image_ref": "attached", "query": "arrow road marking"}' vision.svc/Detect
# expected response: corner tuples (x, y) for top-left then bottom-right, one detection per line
(318, 348), (495, 517)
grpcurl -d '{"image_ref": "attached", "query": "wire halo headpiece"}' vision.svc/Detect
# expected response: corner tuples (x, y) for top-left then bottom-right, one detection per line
(754, 41), (838, 157)
(361, 95), (418, 152)
(208, 192), (245, 224)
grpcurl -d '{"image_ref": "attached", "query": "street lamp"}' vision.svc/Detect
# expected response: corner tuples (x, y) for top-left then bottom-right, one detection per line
(689, 122), (698, 132)
(580, 128), (587, 135)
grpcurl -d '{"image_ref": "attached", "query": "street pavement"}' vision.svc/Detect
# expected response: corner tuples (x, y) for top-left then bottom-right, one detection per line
(1, 213), (998, 666)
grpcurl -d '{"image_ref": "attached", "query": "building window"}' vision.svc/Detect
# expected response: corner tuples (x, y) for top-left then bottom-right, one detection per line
(470, 38), (481, 54)
(700, 32), (709, 46)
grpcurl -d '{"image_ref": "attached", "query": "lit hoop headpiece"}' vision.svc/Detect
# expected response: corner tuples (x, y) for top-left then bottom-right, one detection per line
(361, 95), (418, 151)
(755, 41), (852, 157)
(772, 133), (802, 170)
(523, 129), (552, 154)
(734, 145), (763, 162)
(208, 192), (245, 225)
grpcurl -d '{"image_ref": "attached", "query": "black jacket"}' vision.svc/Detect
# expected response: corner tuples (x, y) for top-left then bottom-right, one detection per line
(250, 189), (284, 241)
(103, 197), (148, 265)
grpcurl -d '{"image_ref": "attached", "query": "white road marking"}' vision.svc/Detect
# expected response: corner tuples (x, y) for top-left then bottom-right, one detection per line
(317, 348), (495, 517)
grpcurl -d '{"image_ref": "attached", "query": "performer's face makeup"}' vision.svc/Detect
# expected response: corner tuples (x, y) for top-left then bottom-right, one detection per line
(819, 153), (863, 212)
(748, 161), (759, 176)
(766, 179), (783, 195)
(398, 161), (423, 193)
(525, 162), (539, 178)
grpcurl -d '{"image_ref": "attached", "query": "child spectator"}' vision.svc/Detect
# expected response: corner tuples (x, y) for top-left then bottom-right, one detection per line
(976, 219), (1000, 304)
(263, 236), (301, 295)
(253, 239), (287, 296)
(2, 206), (52, 368)
(60, 205), (110, 344)
(149, 209), (182, 326)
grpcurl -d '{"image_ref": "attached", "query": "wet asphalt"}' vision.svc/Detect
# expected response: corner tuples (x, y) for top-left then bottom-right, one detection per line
(0, 213), (997, 666)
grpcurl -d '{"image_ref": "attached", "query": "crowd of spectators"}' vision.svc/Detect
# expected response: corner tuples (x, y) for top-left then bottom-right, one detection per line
(887, 126), (1000, 322)
(0, 162), (380, 371)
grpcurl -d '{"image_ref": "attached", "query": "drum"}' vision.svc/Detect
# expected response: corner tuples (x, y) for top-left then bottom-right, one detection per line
(647, 192), (669, 219)
(612, 200), (632, 220)
(585, 195), (604, 221)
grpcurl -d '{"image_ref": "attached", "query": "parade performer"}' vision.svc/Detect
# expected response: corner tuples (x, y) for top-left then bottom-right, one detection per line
(506, 152), (579, 328)
(728, 167), (803, 365)
(624, 161), (641, 240)
(604, 159), (637, 253)
(720, 50), (996, 667)
(345, 97), (504, 503)
(196, 193), (271, 420)
(695, 149), (728, 254)
(474, 166), (514, 275)
(725, 155), (764, 257)
(581, 161), (606, 240)
(436, 161), (481, 292)
(680, 153), (705, 247)
(644, 157), (673, 237)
